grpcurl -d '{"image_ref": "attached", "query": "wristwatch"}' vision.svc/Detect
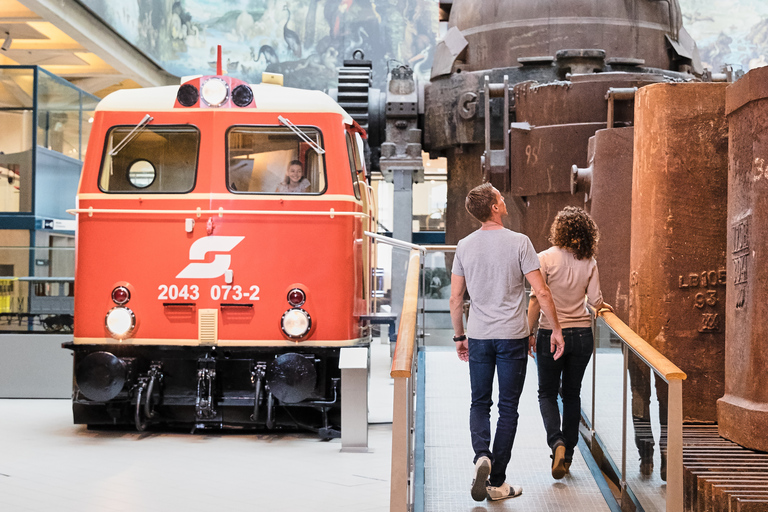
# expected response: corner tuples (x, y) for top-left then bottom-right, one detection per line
(453, 334), (467, 342)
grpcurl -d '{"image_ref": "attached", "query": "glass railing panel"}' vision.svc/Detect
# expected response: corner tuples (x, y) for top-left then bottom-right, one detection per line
(421, 248), (452, 336)
(626, 368), (668, 512)
(591, 316), (625, 474)
(590, 313), (681, 512)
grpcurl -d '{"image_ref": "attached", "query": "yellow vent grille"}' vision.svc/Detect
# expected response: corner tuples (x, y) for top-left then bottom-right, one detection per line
(198, 309), (218, 345)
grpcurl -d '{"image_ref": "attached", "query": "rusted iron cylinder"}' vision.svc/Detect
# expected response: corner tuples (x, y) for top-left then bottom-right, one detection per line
(588, 126), (634, 323)
(629, 82), (728, 422)
(718, 66), (768, 451)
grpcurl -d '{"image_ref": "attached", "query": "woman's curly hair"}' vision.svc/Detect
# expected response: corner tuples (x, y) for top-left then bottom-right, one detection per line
(548, 206), (600, 260)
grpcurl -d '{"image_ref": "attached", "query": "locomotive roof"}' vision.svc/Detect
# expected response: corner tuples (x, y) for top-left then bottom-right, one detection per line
(96, 82), (354, 124)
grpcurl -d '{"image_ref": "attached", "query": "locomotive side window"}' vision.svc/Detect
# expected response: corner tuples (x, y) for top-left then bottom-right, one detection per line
(227, 126), (326, 194)
(99, 125), (199, 193)
(345, 132), (361, 200)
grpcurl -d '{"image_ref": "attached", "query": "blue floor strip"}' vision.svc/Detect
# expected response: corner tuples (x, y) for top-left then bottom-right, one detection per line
(413, 348), (426, 512)
(577, 435), (622, 512)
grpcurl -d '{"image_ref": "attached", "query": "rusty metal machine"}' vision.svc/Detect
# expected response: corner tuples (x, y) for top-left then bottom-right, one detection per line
(346, 0), (764, 458)
(350, 0), (706, 335)
(424, 0), (701, 250)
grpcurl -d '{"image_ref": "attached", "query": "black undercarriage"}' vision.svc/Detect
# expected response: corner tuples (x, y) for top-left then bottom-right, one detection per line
(62, 342), (348, 438)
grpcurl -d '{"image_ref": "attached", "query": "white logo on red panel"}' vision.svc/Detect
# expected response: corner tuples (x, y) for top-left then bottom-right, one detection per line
(176, 236), (244, 279)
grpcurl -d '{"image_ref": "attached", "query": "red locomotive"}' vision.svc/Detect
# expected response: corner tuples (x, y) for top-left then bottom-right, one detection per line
(64, 64), (376, 436)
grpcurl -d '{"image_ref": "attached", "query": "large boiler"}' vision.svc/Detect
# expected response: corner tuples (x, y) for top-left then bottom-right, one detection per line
(424, 0), (701, 250)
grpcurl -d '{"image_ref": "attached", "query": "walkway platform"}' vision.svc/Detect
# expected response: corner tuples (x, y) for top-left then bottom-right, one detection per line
(422, 347), (613, 511)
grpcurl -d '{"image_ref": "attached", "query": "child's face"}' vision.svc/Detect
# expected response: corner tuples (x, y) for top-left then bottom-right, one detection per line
(287, 164), (303, 183)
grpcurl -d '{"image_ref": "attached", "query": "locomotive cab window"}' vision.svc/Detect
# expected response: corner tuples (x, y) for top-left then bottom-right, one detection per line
(346, 131), (362, 200)
(227, 126), (326, 194)
(99, 125), (199, 193)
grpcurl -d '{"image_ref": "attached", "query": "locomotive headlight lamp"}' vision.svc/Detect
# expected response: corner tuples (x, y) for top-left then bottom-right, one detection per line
(105, 307), (135, 339)
(201, 77), (229, 107)
(281, 308), (311, 339)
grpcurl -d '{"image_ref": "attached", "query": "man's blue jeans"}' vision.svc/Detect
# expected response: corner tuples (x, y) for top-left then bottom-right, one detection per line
(536, 327), (594, 458)
(468, 338), (528, 487)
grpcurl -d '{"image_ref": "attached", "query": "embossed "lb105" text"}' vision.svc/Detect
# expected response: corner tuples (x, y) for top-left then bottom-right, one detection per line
(678, 269), (726, 289)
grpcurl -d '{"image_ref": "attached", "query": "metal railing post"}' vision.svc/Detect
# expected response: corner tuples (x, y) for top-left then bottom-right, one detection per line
(591, 313), (597, 437)
(667, 378), (684, 512)
(621, 343), (628, 486)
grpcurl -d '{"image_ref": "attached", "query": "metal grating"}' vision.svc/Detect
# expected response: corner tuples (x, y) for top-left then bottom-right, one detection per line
(198, 308), (218, 345)
(683, 425), (768, 511)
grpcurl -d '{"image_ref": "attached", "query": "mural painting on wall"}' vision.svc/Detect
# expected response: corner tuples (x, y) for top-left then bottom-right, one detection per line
(681, 0), (768, 72)
(80, 0), (438, 90)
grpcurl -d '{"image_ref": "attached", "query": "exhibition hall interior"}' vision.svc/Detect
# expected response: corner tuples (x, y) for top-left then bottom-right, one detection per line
(1, 0), (767, 511)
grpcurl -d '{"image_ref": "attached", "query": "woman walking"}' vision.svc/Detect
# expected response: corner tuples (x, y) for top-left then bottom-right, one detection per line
(527, 206), (612, 479)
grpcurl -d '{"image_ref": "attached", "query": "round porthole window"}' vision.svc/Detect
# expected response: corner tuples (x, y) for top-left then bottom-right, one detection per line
(127, 160), (156, 188)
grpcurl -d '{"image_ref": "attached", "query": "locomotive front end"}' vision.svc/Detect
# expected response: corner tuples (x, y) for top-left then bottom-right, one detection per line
(64, 73), (374, 436)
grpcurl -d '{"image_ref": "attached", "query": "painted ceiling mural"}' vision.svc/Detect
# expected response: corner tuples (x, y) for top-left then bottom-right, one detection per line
(79, 0), (438, 90)
(680, 0), (768, 72)
(78, 0), (767, 91)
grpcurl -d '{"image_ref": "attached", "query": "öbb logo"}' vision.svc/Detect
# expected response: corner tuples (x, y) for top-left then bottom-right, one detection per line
(176, 236), (244, 279)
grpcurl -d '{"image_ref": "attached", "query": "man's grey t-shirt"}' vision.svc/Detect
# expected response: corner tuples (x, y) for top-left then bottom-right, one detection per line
(452, 228), (540, 339)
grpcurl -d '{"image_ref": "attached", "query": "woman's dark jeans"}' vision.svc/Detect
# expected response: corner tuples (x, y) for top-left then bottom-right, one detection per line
(536, 327), (594, 456)
(468, 338), (528, 487)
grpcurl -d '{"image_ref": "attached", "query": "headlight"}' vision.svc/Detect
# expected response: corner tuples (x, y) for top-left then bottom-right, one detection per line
(105, 306), (135, 339)
(201, 77), (229, 107)
(281, 308), (311, 339)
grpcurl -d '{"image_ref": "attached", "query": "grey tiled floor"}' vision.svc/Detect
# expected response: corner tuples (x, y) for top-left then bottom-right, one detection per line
(0, 398), (393, 512)
(0, 341), (395, 512)
(423, 348), (612, 511)
(0, 333), (661, 512)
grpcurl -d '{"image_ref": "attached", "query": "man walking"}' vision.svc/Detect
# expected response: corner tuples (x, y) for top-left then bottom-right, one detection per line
(450, 183), (565, 501)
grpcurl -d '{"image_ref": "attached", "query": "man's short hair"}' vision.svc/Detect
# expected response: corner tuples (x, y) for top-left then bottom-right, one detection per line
(465, 182), (496, 222)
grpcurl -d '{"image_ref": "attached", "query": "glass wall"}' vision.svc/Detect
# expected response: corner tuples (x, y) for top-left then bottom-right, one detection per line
(0, 66), (97, 331)
(0, 66), (98, 213)
(374, 154), (447, 235)
(0, 68), (35, 213)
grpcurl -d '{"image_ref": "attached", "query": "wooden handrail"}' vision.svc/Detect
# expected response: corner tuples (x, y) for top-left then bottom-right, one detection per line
(421, 245), (457, 251)
(390, 249), (421, 378)
(594, 308), (687, 382)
